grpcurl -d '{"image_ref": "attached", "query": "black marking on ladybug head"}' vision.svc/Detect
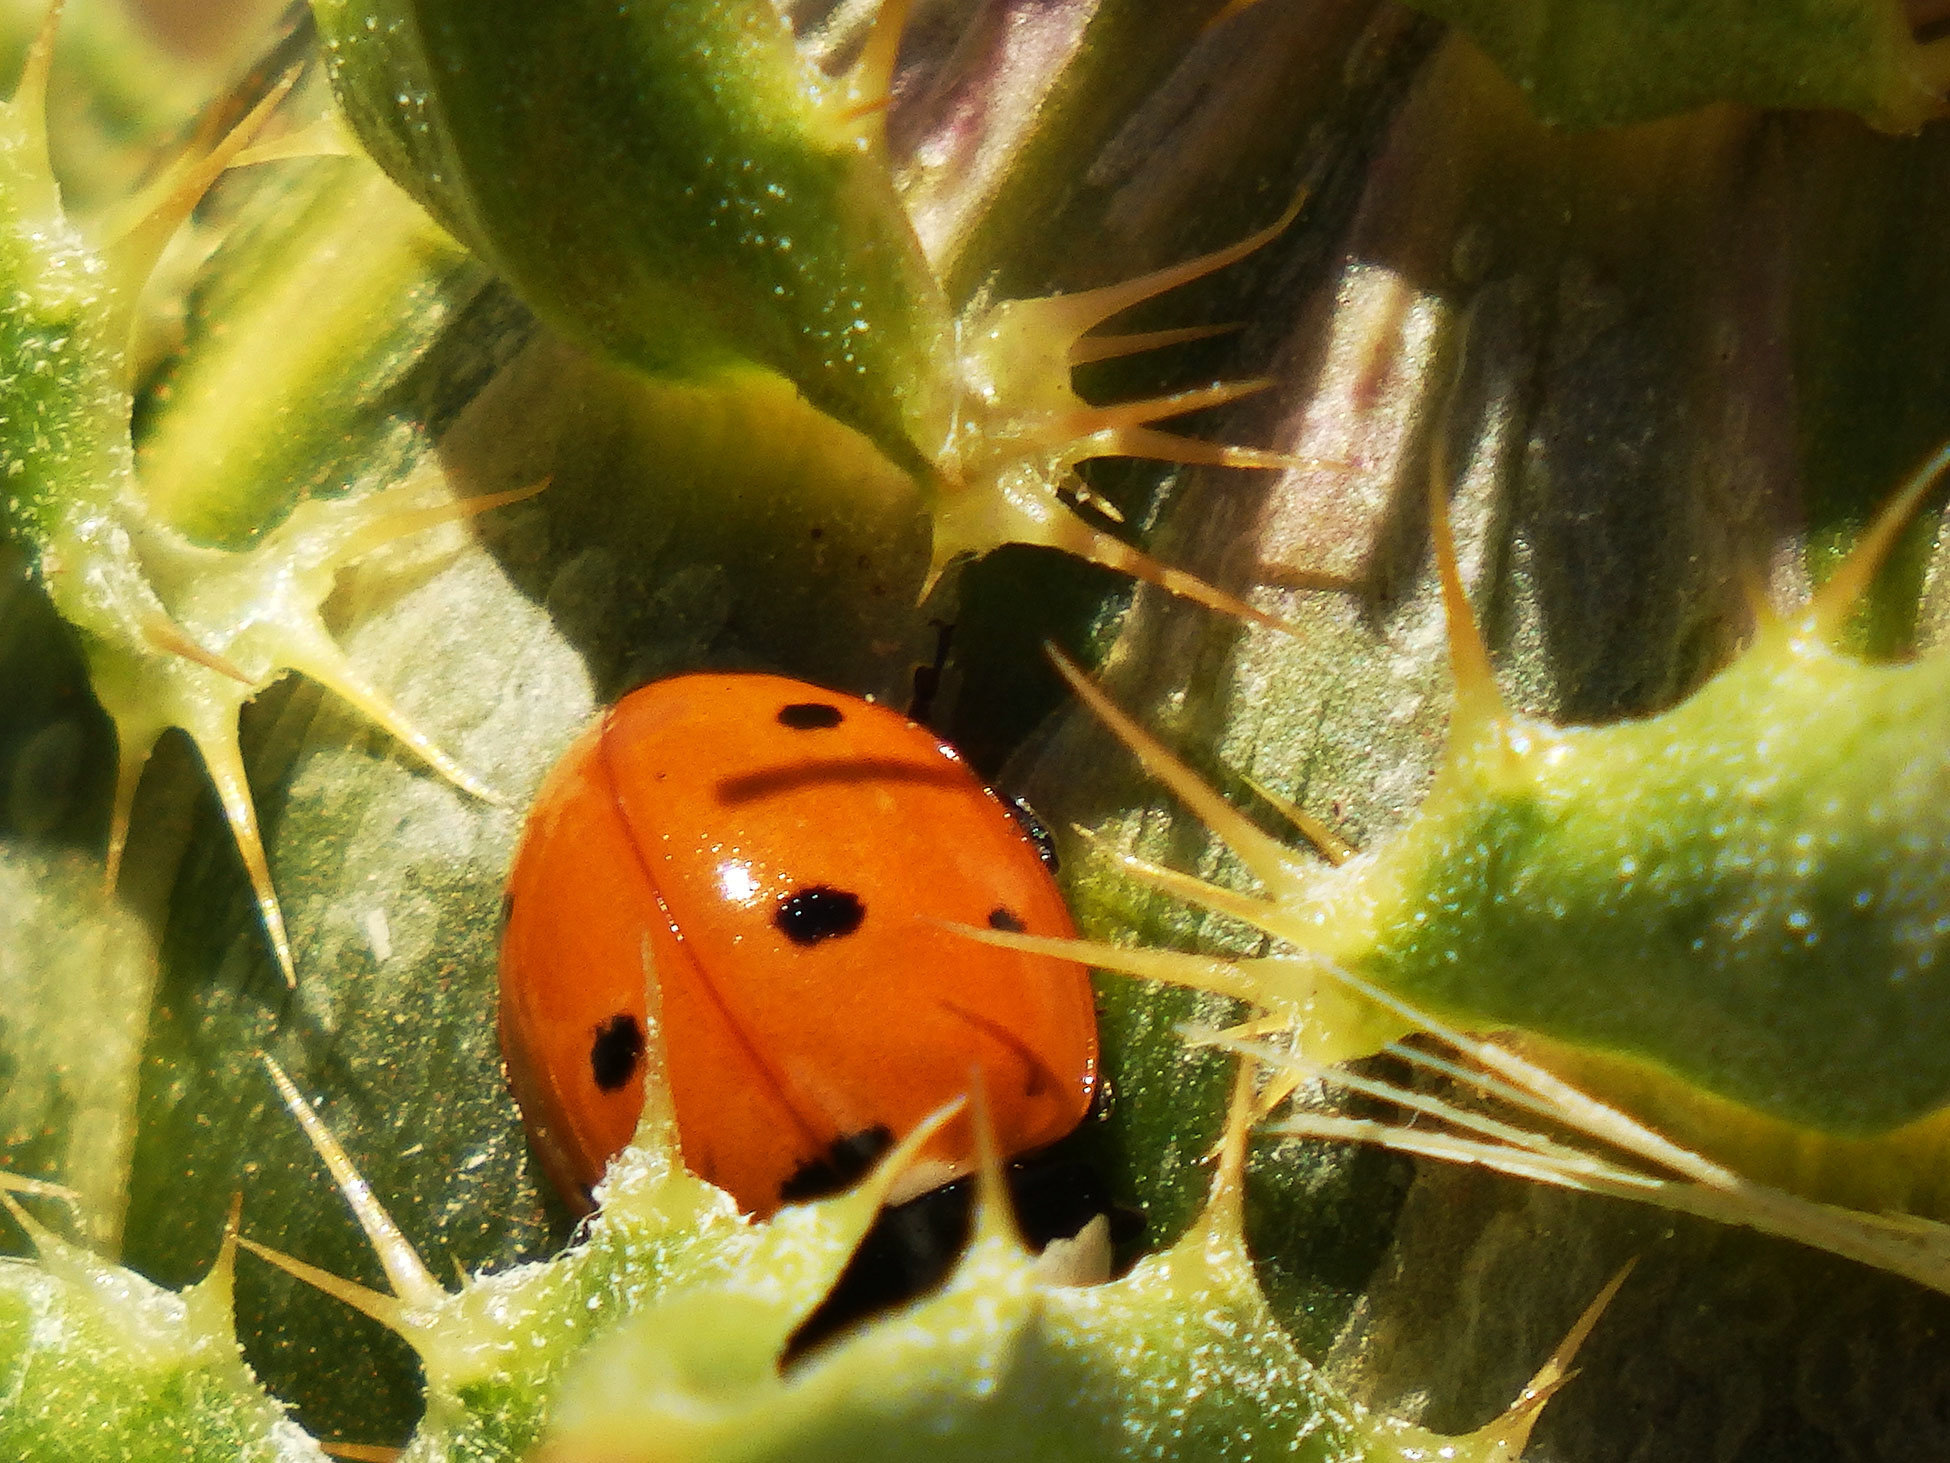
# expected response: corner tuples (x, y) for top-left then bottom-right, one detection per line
(778, 701), (844, 730)
(779, 1126), (895, 1203)
(1005, 797), (1060, 874)
(776, 885), (865, 944)
(589, 1014), (646, 1092)
(987, 907), (1026, 933)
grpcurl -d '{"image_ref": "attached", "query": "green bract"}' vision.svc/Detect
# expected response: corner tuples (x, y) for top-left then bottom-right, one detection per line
(308, 0), (1302, 616)
(1321, 613), (1950, 1135)
(1048, 455), (1950, 1284)
(0, 18), (516, 984)
(311, 0), (947, 480)
(0, 1194), (322, 1462)
(0, 1042), (1599, 1463)
(232, 1059), (1579, 1462)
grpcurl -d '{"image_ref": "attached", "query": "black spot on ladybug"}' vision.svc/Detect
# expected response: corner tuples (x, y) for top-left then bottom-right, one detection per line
(1005, 797), (1060, 874)
(987, 907), (1026, 932)
(779, 1126), (894, 1203)
(778, 701), (844, 730)
(588, 1014), (645, 1092)
(776, 885), (865, 944)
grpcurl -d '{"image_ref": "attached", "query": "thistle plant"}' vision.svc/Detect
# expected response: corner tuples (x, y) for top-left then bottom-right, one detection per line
(4, 1), (1950, 1459)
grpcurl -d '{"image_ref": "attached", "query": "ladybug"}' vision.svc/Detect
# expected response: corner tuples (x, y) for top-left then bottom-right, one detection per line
(497, 671), (1099, 1221)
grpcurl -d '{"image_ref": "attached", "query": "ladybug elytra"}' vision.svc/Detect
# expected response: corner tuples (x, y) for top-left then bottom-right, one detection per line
(498, 672), (1099, 1219)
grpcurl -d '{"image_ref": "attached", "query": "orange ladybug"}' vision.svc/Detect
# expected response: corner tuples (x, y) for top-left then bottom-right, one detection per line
(498, 672), (1099, 1218)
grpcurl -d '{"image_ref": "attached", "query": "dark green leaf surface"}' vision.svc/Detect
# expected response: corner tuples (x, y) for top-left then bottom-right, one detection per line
(1398, 0), (1946, 131)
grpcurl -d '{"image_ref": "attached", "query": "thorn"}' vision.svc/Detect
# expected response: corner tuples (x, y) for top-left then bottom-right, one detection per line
(1033, 1214), (1112, 1287)
(1082, 839), (1286, 935)
(1735, 559), (1782, 636)
(1069, 321), (1241, 367)
(238, 1236), (409, 1333)
(1064, 480), (1125, 523)
(260, 1054), (446, 1311)
(191, 728), (296, 987)
(628, 933), (679, 1156)
(1374, 1040), (1621, 1163)
(1048, 648), (1310, 895)
(327, 478), (548, 570)
(1210, 1012), (1294, 1041)
(1524, 1261), (1634, 1402)
(209, 1191), (244, 1287)
(836, 94), (894, 124)
(1250, 1065), (1305, 1121)
(1473, 1262), (1634, 1457)
(1427, 454), (1504, 731)
(1034, 193), (1306, 342)
(104, 67), (301, 332)
(1045, 512), (1294, 632)
(0, 1187), (48, 1251)
(179, 1191), (245, 1340)
(1065, 377), (1279, 435)
(0, 1172), (79, 1206)
(1241, 774), (1352, 865)
(103, 720), (161, 893)
(1083, 424), (1326, 474)
(1262, 1108), (1624, 1191)
(855, 1096), (966, 1214)
(10, 0), (62, 183)
(842, 0), (913, 140)
(140, 612), (254, 685)
(229, 113), (354, 168)
(1232, 964), (1950, 1299)
(924, 461), (1314, 624)
(1298, 956), (1741, 1188)
(1241, 1034), (1628, 1180)
(1189, 1058), (1257, 1243)
(944, 920), (1267, 1005)
(1183, 1014), (1307, 1113)
(1808, 440), (1950, 643)
(965, 1069), (1022, 1252)
(282, 638), (504, 805)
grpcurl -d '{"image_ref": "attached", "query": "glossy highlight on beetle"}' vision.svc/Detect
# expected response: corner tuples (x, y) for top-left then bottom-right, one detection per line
(498, 672), (1099, 1217)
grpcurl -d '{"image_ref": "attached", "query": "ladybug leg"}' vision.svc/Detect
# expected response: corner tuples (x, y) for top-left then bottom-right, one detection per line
(904, 619), (955, 726)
